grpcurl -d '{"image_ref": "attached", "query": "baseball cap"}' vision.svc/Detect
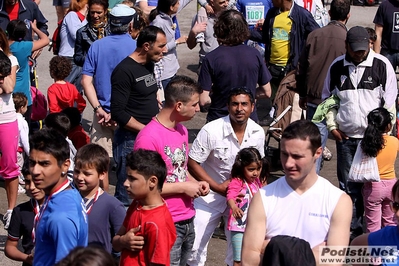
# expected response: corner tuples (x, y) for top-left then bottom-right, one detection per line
(346, 26), (369, 52)
(109, 4), (136, 27)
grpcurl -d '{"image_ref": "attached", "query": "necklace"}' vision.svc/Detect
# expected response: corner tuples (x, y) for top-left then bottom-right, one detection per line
(155, 115), (172, 129)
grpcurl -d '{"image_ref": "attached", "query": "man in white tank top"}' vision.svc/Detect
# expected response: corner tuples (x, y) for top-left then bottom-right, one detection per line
(242, 120), (352, 265)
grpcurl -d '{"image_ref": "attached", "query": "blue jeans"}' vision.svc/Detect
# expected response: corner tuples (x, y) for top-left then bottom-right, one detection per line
(65, 57), (83, 94)
(336, 138), (364, 233)
(307, 105), (328, 174)
(170, 220), (195, 266)
(113, 128), (136, 207)
(381, 49), (399, 70)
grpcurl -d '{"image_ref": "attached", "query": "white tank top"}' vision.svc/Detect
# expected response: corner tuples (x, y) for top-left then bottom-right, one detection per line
(260, 176), (343, 248)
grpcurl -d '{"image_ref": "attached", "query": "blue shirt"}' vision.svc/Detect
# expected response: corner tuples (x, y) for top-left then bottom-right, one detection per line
(82, 33), (136, 112)
(33, 188), (88, 266)
(237, 0), (272, 28)
(10, 41), (33, 105)
(368, 226), (399, 266)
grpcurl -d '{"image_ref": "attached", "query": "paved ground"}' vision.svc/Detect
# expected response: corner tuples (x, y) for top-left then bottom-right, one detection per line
(0, 1), (388, 265)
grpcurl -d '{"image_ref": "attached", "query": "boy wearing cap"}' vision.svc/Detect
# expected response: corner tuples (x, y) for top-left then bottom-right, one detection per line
(81, 3), (138, 192)
(321, 25), (397, 239)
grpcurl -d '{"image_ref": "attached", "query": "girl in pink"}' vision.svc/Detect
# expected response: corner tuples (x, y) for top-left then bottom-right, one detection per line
(227, 147), (269, 266)
(361, 107), (398, 233)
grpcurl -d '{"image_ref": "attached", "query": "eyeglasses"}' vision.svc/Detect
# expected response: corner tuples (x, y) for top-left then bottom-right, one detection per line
(390, 201), (399, 212)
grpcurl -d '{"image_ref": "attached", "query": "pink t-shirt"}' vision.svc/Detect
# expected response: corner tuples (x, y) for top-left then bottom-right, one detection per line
(134, 118), (195, 222)
(227, 177), (262, 232)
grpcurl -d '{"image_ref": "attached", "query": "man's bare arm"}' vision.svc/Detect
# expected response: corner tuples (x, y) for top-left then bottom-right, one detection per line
(256, 83), (271, 99)
(188, 157), (230, 196)
(242, 192), (267, 266)
(374, 24), (383, 53)
(314, 193), (352, 265)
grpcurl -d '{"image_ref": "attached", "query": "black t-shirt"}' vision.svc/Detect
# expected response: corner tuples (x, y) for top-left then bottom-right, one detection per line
(111, 57), (159, 128)
(373, 0), (399, 51)
(8, 200), (35, 266)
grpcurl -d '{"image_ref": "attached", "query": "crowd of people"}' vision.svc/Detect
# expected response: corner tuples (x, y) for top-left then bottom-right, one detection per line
(0, 0), (398, 265)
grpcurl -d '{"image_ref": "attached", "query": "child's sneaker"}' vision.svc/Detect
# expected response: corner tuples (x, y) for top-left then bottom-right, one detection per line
(3, 209), (12, 229)
(18, 184), (26, 194)
(322, 147), (333, 161)
(196, 32), (205, 43)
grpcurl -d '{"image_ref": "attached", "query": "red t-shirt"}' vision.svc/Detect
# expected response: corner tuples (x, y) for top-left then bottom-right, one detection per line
(68, 125), (90, 150)
(120, 200), (177, 266)
(6, 2), (19, 21)
(47, 82), (86, 113)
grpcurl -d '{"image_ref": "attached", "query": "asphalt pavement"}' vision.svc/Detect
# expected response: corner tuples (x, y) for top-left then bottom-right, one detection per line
(0, 1), (386, 265)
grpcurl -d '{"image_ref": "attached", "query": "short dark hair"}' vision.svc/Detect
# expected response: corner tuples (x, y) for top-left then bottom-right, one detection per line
(329, 0), (350, 21)
(0, 50), (11, 77)
(227, 87), (255, 104)
(365, 27), (377, 42)
(29, 128), (70, 167)
(126, 149), (167, 191)
(6, 20), (27, 41)
(62, 107), (81, 128)
(55, 246), (115, 266)
(164, 75), (202, 108)
(75, 143), (110, 175)
(44, 112), (71, 137)
(214, 10), (249, 45)
(49, 56), (72, 81)
(281, 120), (321, 155)
(12, 92), (28, 111)
(136, 25), (165, 48)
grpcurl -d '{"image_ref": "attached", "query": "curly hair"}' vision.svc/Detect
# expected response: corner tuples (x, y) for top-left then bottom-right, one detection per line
(49, 56), (72, 81)
(361, 107), (392, 157)
(12, 92), (28, 111)
(214, 10), (249, 46)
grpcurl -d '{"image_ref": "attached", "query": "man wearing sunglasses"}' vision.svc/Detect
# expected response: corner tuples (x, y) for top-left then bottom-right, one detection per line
(187, 87), (265, 266)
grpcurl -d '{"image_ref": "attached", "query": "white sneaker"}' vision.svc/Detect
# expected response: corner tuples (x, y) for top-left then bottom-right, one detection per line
(196, 32), (205, 43)
(18, 184), (26, 194)
(3, 209), (12, 230)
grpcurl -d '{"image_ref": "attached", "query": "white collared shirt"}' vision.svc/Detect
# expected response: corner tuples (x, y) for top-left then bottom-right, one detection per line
(189, 115), (265, 212)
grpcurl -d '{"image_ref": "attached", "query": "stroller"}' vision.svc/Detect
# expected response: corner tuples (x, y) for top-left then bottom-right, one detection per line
(265, 70), (304, 168)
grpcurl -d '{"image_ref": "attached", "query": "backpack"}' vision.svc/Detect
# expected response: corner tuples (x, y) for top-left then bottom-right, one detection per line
(30, 86), (48, 121)
(49, 12), (86, 55)
(49, 18), (63, 55)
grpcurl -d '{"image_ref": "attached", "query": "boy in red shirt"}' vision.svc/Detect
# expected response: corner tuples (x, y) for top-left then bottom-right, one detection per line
(112, 149), (177, 266)
(47, 56), (86, 114)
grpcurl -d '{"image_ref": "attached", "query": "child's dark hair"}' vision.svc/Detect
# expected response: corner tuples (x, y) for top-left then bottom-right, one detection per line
(55, 245), (115, 266)
(29, 128), (70, 167)
(6, 20), (27, 41)
(75, 144), (109, 175)
(44, 112), (71, 137)
(49, 56), (72, 81)
(62, 107), (81, 128)
(365, 27), (377, 42)
(12, 92), (28, 111)
(22, 162), (31, 177)
(361, 107), (392, 157)
(126, 149), (166, 191)
(231, 147), (269, 184)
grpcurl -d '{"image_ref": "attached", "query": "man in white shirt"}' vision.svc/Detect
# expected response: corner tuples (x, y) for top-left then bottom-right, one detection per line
(241, 120), (352, 265)
(187, 87), (265, 266)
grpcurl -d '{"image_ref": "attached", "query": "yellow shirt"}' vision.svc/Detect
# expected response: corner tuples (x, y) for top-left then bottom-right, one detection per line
(376, 135), (399, 180)
(270, 11), (292, 66)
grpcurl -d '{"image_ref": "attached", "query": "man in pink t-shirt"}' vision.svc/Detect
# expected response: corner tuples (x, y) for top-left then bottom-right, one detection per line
(134, 75), (210, 266)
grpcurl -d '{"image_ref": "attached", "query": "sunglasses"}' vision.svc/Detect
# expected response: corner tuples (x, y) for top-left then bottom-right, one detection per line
(390, 201), (399, 212)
